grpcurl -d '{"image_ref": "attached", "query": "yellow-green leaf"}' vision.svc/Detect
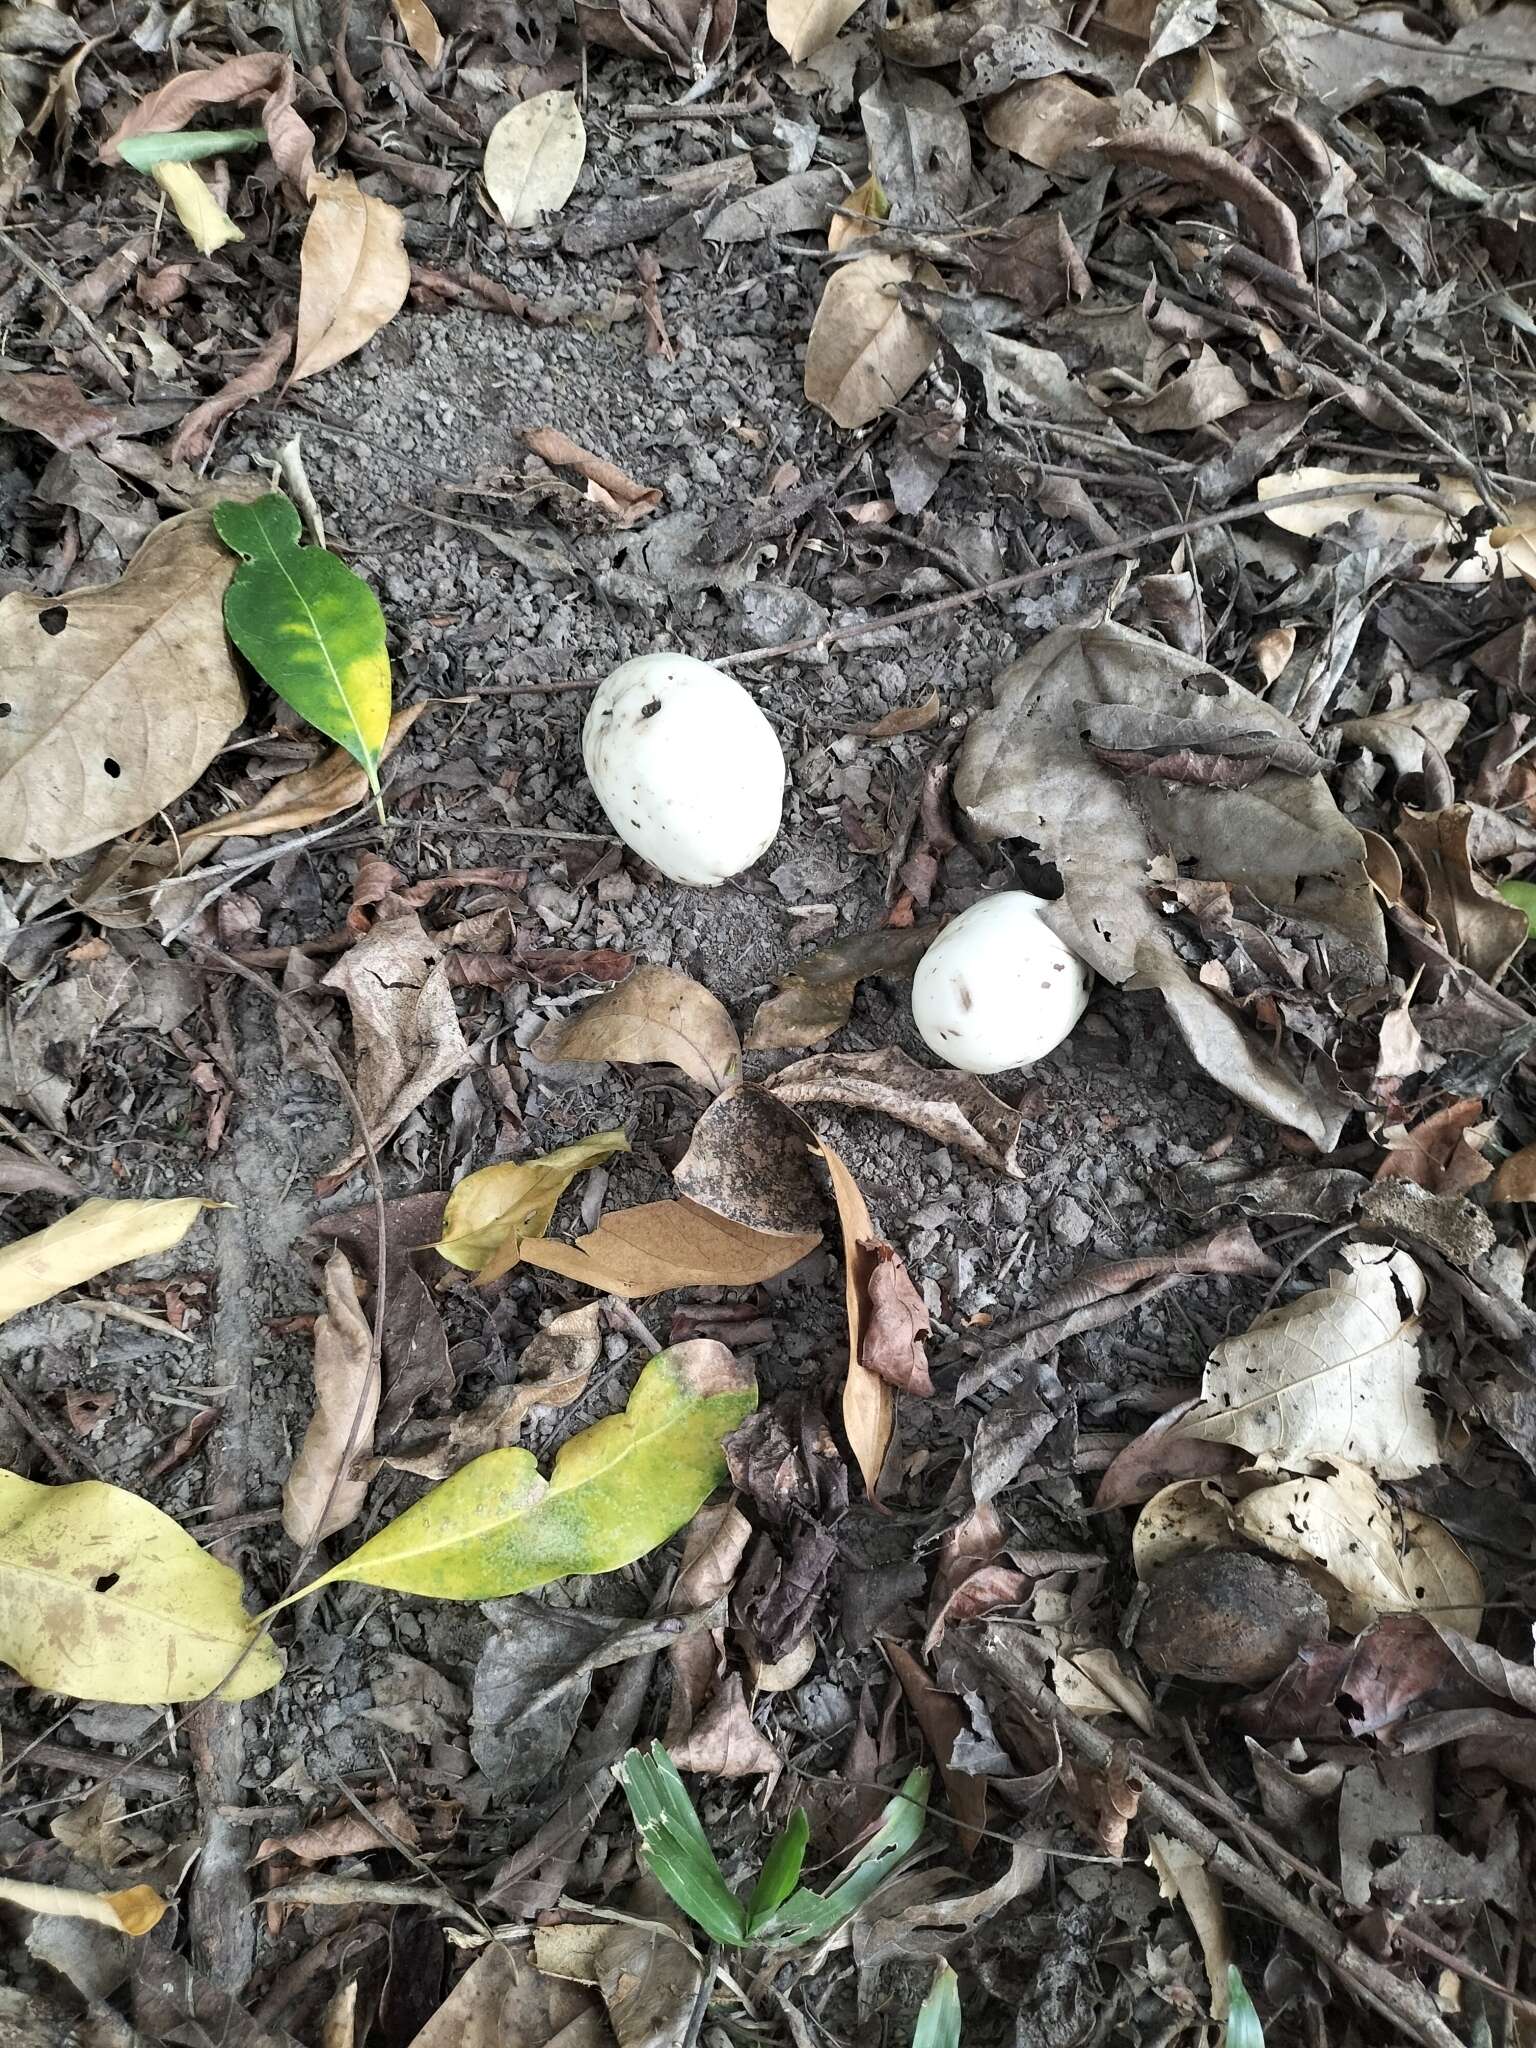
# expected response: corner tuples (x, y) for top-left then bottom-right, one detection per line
(298, 1341), (756, 1603)
(0, 1471), (282, 1702)
(149, 160), (243, 253)
(435, 1128), (629, 1283)
(0, 1196), (216, 1324)
(213, 494), (392, 807)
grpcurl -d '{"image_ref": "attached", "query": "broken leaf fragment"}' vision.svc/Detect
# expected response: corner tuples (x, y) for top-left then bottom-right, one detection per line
(0, 1196), (216, 1323)
(297, 1341), (756, 1601)
(484, 91), (586, 231)
(435, 1128), (630, 1282)
(767, 0), (864, 61)
(804, 253), (942, 430)
(0, 1470), (281, 1702)
(214, 493), (392, 809)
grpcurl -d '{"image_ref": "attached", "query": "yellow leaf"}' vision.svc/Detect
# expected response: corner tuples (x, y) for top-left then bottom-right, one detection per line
(293, 172), (411, 385)
(436, 1129), (631, 1283)
(0, 1877), (168, 1935)
(0, 1470), (282, 1702)
(827, 172), (889, 254)
(150, 161), (243, 254)
(0, 1196), (216, 1323)
(518, 1198), (819, 1298)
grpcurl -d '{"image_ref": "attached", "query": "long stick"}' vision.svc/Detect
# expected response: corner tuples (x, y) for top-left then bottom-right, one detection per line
(969, 1623), (1467, 2048)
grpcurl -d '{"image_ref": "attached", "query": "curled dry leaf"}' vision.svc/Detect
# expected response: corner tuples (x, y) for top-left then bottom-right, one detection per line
(0, 1878), (167, 1937)
(1395, 805), (1530, 986)
(668, 1673), (783, 1787)
(673, 1084), (823, 1234)
(577, 0), (736, 75)
(860, 1243), (933, 1396)
(1258, 469), (1536, 584)
(320, 912), (471, 1185)
(886, 1640), (985, 1855)
(485, 91), (586, 231)
(292, 173), (411, 386)
(0, 511), (245, 862)
(435, 1129), (630, 1284)
(748, 925), (937, 1051)
(667, 1500), (752, 1742)
(99, 50), (316, 194)
(804, 252), (943, 431)
(0, 1470), (281, 1703)
(393, 0), (446, 64)
(1097, 126), (1303, 279)
(1172, 1245), (1437, 1479)
(170, 326), (294, 467)
(534, 962), (741, 1092)
(767, 0), (864, 60)
(177, 706), (430, 855)
(0, 369), (114, 452)
(257, 1795), (418, 1864)
(1146, 1835), (1231, 2020)
(769, 1045), (1026, 1175)
(0, 1196), (215, 1323)
(281, 1252), (379, 1548)
(523, 426), (661, 526)
(817, 1138), (892, 1500)
(518, 1199), (820, 1298)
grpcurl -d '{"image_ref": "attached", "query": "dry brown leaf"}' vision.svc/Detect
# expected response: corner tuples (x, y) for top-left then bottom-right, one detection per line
(1114, 346), (1246, 433)
(983, 77), (1123, 170)
(666, 1500), (752, 1742)
(293, 173), (411, 386)
(924, 1504), (1026, 1654)
(666, 1673), (782, 1787)
(100, 51), (316, 194)
(767, 0), (863, 60)
(0, 370), (113, 451)
(1147, 1834), (1231, 2018)
(1395, 805), (1529, 986)
(1097, 126), (1303, 279)
(523, 426), (660, 526)
(860, 1243), (932, 1397)
(255, 1794), (417, 1865)
(595, 1924), (702, 2048)
(406, 1942), (604, 2048)
(534, 963), (740, 1092)
(178, 706), (430, 854)
(576, 0), (736, 76)
(1172, 1244), (1437, 1479)
(518, 1198), (819, 1298)
(885, 1640), (985, 1855)
(282, 1252), (379, 1547)
(169, 327), (293, 466)
(393, 0), (446, 64)
(0, 512), (245, 863)
(817, 1139), (892, 1501)
(804, 253), (942, 431)
(748, 926), (937, 1052)
(1376, 1098), (1494, 1194)
(320, 912), (471, 1186)
(673, 1084), (822, 1233)
(1489, 1142), (1536, 1204)
(770, 1045), (1026, 1175)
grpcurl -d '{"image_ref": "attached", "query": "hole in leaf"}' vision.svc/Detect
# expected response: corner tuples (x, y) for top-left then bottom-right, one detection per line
(103, 758), (122, 778)
(0, 703), (10, 717)
(39, 605), (68, 636)
(94, 1572), (120, 1593)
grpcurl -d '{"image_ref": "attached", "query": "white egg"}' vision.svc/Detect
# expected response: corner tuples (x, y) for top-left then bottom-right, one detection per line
(583, 654), (786, 887)
(911, 892), (1091, 1074)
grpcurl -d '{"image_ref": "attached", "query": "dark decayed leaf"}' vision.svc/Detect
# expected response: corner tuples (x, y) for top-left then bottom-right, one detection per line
(673, 1085), (823, 1234)
(886, 1642), (985, 1856)
(749, 925), (938, 1050)
(769, 1046), (1029, 1176)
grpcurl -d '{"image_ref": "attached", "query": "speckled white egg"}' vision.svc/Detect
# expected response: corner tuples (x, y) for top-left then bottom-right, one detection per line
(911, 892), (1091, 1074)
(583, 654), (785, 887)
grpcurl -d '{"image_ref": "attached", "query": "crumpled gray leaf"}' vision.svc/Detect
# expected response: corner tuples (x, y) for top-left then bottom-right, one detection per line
(0, 951), (133, 1130)
(860, 68), (971, 229)
(706, 168), (845, 243)
(954, 623), (1385, 1144)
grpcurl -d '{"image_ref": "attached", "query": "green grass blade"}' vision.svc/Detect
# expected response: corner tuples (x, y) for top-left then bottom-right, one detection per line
(759, 1766), (929, 1943)
(619, 1745), (747, 1947)
(746, 1808), (809, 1934)
(119, 128), (267, 171)
(913, 1963), (961, 2048)
(1223, 1969), (1264, 2048)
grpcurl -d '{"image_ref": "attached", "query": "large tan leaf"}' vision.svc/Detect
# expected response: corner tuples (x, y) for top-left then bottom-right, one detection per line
(533, 963), (741, 1093)
(0, 1470), (282, 1702)
(282, 1253), (379, 1546)
(1258, 468), (1536, 584)
(1235, 1463), (1483, 1636)
(518, 1199), (819, 1297)
(817, 1139), (892, 1500)
(1174, 1245), (1437, 1479)
(0, 512), (246, 862)
(804, 253), (942, 430)
(767, 0), (863, 59)
(484, 91), (586, 231)
(293, 173), (411, 385)
(0, 1196), (215, 1323)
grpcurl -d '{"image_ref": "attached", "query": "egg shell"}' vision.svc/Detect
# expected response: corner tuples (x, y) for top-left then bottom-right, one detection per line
(583, 654), (785, 887)
(911, 891), (1091, 1074)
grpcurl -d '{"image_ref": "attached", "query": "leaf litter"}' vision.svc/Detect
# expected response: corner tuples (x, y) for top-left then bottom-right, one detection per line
(4, 1), (1536, 2043)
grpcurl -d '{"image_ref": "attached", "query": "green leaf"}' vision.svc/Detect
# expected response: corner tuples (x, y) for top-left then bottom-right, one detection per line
(619, 1744), (748, 1946)
(213, 495), (392, 814)
(913, 1963), (961, 2048)
(0, 1471), (282, 1704)
(745, 1808), (809, 1934)
(1223, 1969), (1264, 2048)
(1499, 879), (1536, 938)
(118, 127), (266, 170)
(293, 1341), (757, 1603)
(435, 1129), (630, 1283)
(760, 1766), (930, 1943)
